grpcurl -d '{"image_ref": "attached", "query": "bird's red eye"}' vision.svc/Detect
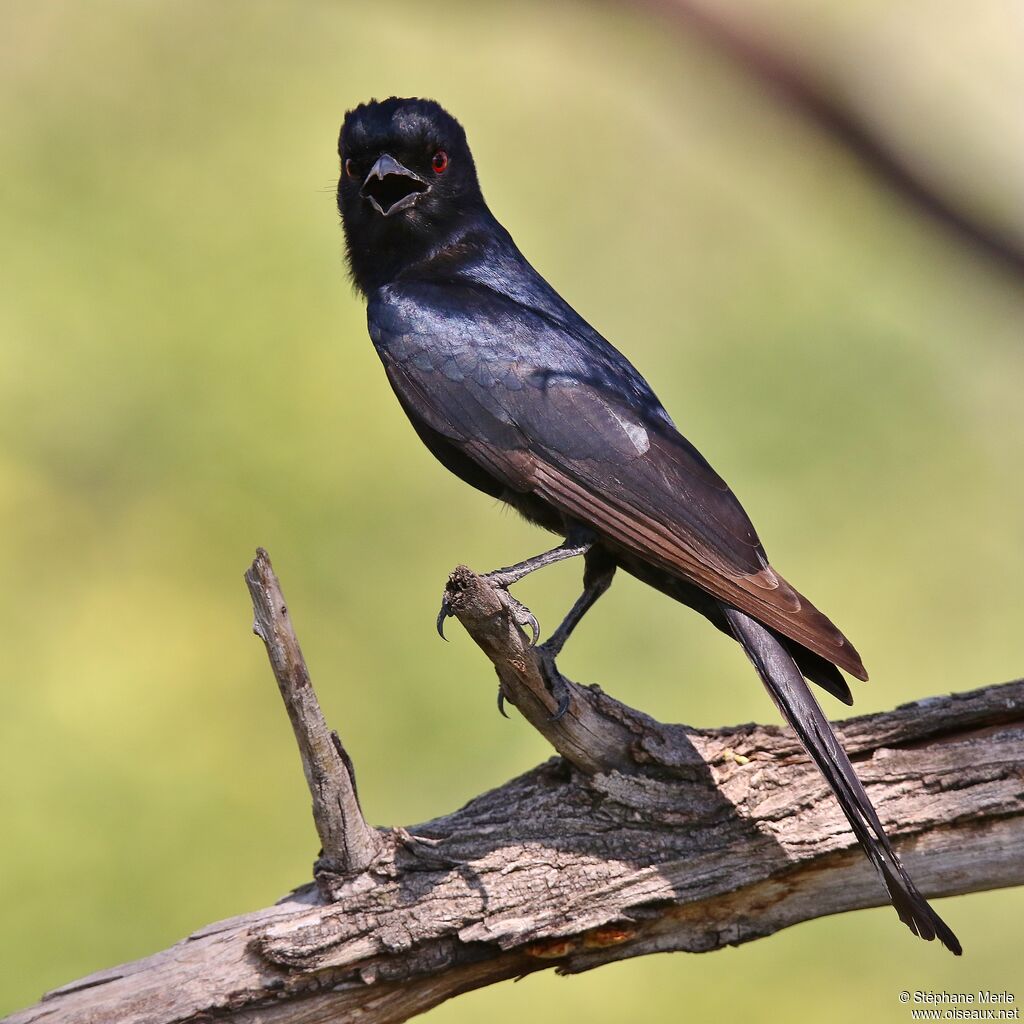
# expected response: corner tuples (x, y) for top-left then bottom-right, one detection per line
(432, 150), (449, 174)
(345, 158), (358, 179)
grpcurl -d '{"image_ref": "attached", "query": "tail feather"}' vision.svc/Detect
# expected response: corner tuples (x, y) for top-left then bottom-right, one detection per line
(723, 605), (961, 955)
(781, 634), (854, 705)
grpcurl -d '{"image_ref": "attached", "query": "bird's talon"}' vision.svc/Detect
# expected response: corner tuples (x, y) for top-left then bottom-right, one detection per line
(493, 587), (541, 646)
(524, 610), (540, 646)
(436, 595), (452, 640)
(551, 691), (571, 721)
(497, 686), (509, 719)
(538, 646), (572, 721)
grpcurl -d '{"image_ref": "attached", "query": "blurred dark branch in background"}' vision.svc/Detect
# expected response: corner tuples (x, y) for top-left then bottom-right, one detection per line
(633, 0), (1024, 277)
(7, 556), (1023, 1024)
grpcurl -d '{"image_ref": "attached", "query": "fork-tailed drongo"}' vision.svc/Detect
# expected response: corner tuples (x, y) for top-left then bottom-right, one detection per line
(335, 96), (960, 954)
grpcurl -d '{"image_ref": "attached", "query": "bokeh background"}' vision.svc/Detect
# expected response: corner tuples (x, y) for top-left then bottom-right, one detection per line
(2, 1), (1022, 1020)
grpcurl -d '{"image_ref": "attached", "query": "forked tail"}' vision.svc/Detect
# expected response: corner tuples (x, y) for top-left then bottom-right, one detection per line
(723, 604), (961, 955)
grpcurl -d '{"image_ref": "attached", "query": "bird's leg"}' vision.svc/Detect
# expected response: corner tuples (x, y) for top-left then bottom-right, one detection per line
(477, 538), (596, 643)
(540, 548), (616, 659)
(525, 549), (617, 720)
(437, 529), (594, 645)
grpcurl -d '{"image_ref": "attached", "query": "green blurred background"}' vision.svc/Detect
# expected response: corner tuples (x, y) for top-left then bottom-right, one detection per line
(2, 1), (1022, 1019)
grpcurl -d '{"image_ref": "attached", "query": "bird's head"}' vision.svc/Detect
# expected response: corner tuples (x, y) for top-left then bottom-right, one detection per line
(337, 97), (484, 292)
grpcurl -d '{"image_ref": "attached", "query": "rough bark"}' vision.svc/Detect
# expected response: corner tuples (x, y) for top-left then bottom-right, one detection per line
(6, 557), (1023, 1024)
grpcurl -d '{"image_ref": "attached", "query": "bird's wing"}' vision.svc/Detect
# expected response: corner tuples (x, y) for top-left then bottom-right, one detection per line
(369, 281), (866, 679)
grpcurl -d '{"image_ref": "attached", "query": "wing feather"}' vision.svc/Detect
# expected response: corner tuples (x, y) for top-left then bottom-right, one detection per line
(369, 281), (867, 681)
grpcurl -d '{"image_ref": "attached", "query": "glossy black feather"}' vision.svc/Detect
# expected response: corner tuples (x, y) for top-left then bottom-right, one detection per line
(725, 607), (960, 953)
(370, 279), (765, 561)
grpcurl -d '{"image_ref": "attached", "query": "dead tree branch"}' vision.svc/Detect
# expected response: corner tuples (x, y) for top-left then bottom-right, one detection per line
(6, 558), (1023, 1024)
(245, 549), (381, 876)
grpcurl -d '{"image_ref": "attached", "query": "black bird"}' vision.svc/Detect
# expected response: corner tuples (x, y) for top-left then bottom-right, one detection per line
(336, 96), (960, 954)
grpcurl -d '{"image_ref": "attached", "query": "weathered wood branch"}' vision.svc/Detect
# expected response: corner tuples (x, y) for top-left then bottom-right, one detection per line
(245, 549), (381, 876)
(6, 558), (1023, 1024)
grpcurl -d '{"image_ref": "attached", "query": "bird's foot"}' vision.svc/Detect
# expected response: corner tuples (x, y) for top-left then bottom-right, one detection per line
(436, 573), (540, 645)
(486, 578), (541, 646)
(536, 643), (573, 721)
(494, 646), (570, 721)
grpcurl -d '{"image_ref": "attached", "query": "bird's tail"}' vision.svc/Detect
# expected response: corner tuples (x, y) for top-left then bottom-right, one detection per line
(722, 604), (961, 955)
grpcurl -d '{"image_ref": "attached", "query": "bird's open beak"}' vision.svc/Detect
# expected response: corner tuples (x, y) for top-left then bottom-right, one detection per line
(361, 154), (429, 216)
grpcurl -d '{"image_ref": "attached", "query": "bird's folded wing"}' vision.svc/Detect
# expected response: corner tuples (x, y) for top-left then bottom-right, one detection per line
(369, 282), (866, 680)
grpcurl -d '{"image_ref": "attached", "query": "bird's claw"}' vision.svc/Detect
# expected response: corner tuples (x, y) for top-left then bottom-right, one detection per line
(436, 593), (452, 640)
(496, 650), (567, 721)
(437, 578), (539, 646)
(489, 582), (540, 646)
(537, 644), (572, 721)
